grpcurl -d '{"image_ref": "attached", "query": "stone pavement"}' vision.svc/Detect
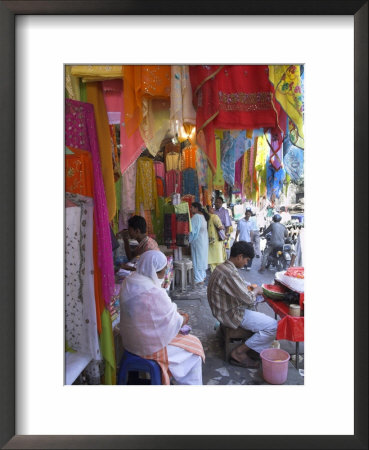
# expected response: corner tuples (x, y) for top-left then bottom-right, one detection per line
(169, 258), (304, 385)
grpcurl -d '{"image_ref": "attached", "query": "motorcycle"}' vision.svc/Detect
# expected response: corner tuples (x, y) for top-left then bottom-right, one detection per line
(261, 233), (293, 271)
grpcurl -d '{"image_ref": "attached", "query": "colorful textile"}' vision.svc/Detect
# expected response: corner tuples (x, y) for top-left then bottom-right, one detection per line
(170, 65), (196, 136)
(213, 137), (225, 189)
(86, 82), (116, 221)
(165, 170), (182, 197)
(163, 202), (176, 247)
(140, 97), (170, 156)
(268, 128), (284, 171)
(283, 141), (304, 182)
(65, 65), (81, 101)
(219, 131), (236, 187)
(190, 65), (278, 172)
(182, 168), (200, 202)
(151, 196), (165, 245)
(133, 236), (159, 256)
(99, 308), (117, 385)
(174, 202), (191, 247)
(122, 65), (171, 136)
(268, 65), (304, 139)
(266, 160), (286, 200)
(165, 152), (181, 171)
(181, 145), (197, 170)
(156, 177), (165, 197)
(196, 147), (208, 187)
(154, 161), (165, 179)
(65, 147), (94, 197)
(135, 157), (159, 215)
(189, 213), (209, 283)
(65, 99), (115, 307)
(120, 160), (136, 229)
(71, 65), (123, 82)
(65, 194), (100, 361)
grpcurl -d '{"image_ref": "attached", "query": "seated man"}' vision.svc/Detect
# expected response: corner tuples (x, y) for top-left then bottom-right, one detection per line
(120, 215), (159, 269)
(207, 241), (277, 368)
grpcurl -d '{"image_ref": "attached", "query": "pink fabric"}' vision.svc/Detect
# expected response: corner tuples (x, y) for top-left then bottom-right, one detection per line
(165, 170), (182, 197)
(234, 155), (243, 191)
(154, 161), (165, 179)
(102, 79), (145, 174)
(65, 99), (115, 306)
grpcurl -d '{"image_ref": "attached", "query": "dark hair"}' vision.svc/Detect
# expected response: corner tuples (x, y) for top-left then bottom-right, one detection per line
(128, 215), (147, 233)
(192, 202), (210, 222)
(215, 196), (224, 203)
(230, 241), (255, 259)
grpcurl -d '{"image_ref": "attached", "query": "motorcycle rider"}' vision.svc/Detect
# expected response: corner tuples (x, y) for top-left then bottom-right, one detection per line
(258, 213), (288, 273)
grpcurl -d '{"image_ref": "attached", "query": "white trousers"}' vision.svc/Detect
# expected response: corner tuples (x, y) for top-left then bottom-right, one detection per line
(240, 309), (278, 353)
(167, 344), (203, 385)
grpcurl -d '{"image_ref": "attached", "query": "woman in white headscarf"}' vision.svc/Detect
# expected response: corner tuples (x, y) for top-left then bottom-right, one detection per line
(120, 250), (205, 384)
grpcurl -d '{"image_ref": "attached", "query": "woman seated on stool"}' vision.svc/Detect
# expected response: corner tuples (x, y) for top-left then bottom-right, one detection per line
(119, 250), (205, 385)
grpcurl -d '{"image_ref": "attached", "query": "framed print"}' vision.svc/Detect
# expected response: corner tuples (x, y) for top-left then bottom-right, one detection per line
(0, 1), (367, 449)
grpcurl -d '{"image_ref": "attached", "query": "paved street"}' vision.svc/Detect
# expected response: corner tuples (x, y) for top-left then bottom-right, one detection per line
(169, 257), (304, 385)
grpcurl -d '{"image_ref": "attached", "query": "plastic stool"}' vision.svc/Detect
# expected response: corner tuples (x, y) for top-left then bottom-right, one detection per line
(173, 259), (194, 292)
(117, 350), (162, 385)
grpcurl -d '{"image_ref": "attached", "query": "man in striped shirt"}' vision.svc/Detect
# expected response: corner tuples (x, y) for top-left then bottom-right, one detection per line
(207, 241), (277, 368)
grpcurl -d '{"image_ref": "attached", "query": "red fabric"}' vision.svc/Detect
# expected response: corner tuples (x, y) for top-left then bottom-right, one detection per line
(190, 65), (279, 172)
(264, 296), (304, 342)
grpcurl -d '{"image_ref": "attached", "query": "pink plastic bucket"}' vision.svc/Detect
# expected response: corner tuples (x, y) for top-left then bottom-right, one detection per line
(260, 348), (290, 384)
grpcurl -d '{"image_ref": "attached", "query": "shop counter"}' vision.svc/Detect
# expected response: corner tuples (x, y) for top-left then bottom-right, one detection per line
(263, 295), (304, 368)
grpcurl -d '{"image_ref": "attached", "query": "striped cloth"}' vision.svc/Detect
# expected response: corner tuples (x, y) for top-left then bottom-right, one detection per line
(143, 333), (205, 385)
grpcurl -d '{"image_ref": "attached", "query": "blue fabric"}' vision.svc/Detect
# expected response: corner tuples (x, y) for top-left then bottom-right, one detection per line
(182, 168), (200, 202)
(189, 214), (208, 283)
(220, 131), (236, 186)
(283, 119), (304, 182)
(266, 160), (286, 200)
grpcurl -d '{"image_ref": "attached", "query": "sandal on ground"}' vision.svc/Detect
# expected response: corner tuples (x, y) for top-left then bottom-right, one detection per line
(229, 356), (260, 369)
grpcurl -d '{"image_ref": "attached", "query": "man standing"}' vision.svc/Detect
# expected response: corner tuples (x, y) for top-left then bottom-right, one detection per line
(258, 213), (288, 273)
(207, 241), (277, 368)
(235, 207), (255, 270)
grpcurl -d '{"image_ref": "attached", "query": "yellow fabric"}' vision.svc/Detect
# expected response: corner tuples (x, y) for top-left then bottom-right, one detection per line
(269, 65), (304, 139)
(208, 214), (226, 266)
(86, 82), (117, 221)
(139, 98), (170, 157)
(135, 157), (159, 216)
(100, 308), (116, 385)
(65, 66), (81, 100)
(71, 65), (123, 82)
(213, 135), (225, 190)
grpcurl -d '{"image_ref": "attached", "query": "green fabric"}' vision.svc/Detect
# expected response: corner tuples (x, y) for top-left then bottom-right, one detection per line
(151, 196), (165, 244)
(99, 308), (116, 385)
(80, 80), (87, 102)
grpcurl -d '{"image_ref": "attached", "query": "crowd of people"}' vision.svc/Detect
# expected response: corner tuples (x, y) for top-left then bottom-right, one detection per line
(116, 197), (302, 385)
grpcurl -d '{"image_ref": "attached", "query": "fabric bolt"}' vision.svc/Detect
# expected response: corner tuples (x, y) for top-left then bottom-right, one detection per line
(207, 214), (226, 268)
(174, 202), (191, 246)
(65, 196), (100, 361)
(165, 170), (182, 197)
(266, 161), (286, 200)
(165, 152), (181, 171)
(268, 65), (304, 140)
(154, 161), (165, 179)
(86, 82), (116, 221)
(190, 65), (278, 172)
(65, 147), (94, 197)
(71, 65), (123, 83)
(122, 66), (171, 155)
(207, 260), (257, 329)
(212, 137), (225, 189)
(170, 65), (196, 137)
(181, 146), (197, 170)
(65, 66), (81, 101)
(196, 147), (208, 187)
(65, 99), (115, 307)
(189, 213), (209, 283)
(135, 157), (159, 215)
(182, 168), (200, 202)
(219, 130), (236, 187)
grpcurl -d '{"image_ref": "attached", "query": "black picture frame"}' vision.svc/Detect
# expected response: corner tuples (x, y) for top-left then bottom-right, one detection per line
(0, 1), (367, 449)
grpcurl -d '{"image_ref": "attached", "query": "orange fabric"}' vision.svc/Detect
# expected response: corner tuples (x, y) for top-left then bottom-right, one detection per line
(86, 82), (117, 221)
(122, 65), (171, 137)
(65, 147), (94, 197)
(181, 145), (197, 170)
(156, 177), (164, 197)
(143, 333), (205, 385)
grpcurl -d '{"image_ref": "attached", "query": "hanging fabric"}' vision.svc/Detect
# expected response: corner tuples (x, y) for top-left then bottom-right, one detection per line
(135, 156), (159, 215)
(170, 65), (196, 136)
(86, 82), (117, 221)
(65, 99), (115, 308)
(182, 168), (200, 202)
(70, 65), (123, 83)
